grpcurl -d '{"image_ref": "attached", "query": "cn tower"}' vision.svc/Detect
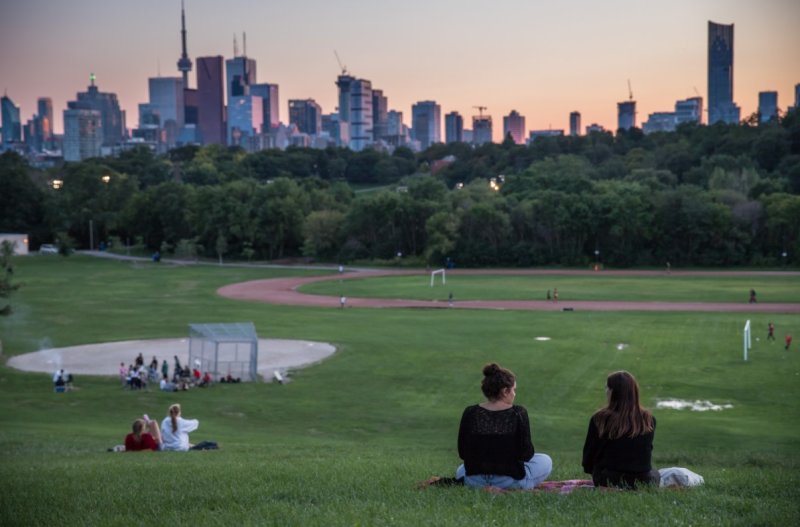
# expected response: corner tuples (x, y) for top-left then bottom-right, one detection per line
(177, 0), (193, 86)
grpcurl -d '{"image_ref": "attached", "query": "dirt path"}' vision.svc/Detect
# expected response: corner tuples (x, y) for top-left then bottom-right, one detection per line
(217, 269), (800, 313)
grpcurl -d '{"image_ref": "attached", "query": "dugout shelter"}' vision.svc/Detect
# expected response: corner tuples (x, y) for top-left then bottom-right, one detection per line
(188, 322), (259, 381)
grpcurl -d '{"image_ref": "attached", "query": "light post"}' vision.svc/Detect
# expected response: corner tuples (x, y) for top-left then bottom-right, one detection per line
(594, 249), (600, 271)
(782, 251), (788, 269)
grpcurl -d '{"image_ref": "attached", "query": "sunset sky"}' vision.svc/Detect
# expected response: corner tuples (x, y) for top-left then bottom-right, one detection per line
(1, 0), (798, 141)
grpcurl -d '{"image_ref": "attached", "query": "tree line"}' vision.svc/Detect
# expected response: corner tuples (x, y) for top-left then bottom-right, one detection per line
(1, 109), (799, 267)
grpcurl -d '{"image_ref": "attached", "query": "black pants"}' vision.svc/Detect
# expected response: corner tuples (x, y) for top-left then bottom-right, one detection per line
(593, 468), (660, 488)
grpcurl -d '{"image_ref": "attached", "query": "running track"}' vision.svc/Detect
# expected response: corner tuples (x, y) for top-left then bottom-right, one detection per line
(217, 269), (800, 313)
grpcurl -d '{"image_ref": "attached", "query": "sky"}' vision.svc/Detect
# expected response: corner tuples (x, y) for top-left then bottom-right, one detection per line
(1, 0), (799, 142)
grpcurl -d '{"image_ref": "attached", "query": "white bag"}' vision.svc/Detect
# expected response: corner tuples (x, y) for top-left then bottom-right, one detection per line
(658, 467), (704, 487)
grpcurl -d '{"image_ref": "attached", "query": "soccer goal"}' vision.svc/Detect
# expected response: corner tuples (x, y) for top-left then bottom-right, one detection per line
(743, 319), (752, 361)
(430, 268), (446, 287)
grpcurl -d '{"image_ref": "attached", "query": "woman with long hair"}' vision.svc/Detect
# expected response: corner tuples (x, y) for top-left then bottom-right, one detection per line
(582, 370), (660, 488)
(124, 417), (162, 451)
(160, 403), (199, 451)
(455, 363), (552, 490)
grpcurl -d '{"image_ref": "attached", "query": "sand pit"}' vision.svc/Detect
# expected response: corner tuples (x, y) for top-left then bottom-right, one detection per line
(7, 338), (336, 382)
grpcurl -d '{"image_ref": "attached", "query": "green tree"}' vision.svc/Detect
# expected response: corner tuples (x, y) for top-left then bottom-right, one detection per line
(0, 240), (20, 315)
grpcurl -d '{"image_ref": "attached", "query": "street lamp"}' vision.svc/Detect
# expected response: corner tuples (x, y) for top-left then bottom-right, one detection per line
(51, 179), (63, 189)
(782, 251), (788, 269)
(101, 174), (111, 184)
(594, 249), (600, 271)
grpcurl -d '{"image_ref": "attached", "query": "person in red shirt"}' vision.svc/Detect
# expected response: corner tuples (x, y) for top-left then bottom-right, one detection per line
(124, 417), (162, 451)
(786, 334), (793, 351)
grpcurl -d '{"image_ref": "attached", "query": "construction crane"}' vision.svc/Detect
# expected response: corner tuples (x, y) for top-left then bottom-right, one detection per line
(627, 79), (634, 101)
(473, 105), (488, 118)
(334, 50), (349, 75)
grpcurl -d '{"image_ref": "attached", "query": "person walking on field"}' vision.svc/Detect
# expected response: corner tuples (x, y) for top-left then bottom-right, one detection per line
(553, 288), (559, 303)
(785, 334), (793, 351)
(767, 322), (775, 341)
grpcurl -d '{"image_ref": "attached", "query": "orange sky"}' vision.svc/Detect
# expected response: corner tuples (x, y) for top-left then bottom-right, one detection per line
(1, 0), (798, 141)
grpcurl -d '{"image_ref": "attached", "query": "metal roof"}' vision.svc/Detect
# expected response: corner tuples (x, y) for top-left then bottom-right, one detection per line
(188, 322), (258, 342)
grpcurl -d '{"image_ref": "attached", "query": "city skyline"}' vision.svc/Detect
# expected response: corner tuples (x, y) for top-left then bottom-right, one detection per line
(1, 0), (798, 142)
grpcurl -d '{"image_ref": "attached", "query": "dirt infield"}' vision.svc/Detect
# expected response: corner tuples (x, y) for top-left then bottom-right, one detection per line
(217, 269), (800, 313)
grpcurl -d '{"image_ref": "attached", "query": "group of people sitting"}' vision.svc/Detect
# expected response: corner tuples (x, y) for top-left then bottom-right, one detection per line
(455, 363), (658, 490)
(123, 403), (217, 452)
(52, 369), (74, 391)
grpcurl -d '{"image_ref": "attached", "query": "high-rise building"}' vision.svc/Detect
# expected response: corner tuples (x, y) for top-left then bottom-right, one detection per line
(37, 97), (53, 144)
(708, 21), (740, 125)
(411, 101), (441, 150)
(1, 94), (22, 143)
(569, 111), (581, 136)
(322, 113), (350, 147)
(372, 89), (388, 141)
(63, 108), (102, 161)
(445, 112), (463, 144)
(385, 110), (406, 146)
(251, 83), (280, 131)
(349, 78), (373, 151)
(226, 56), (257, 99)
(336, 75), (354, 123)
(472, 115), (492, 145)
(288, 99), (322, 135)
(148, 77), (185, 128)
(196, 56), (225, 145)
(227, 95), (263, 147)
(758, 91), (778, 124)
(675, 96), (703, 125)
(617, 101), (636, 131)
(69, 74), (125, 147)
(503, 110), (526, 144)
(795, 83), (800, 109)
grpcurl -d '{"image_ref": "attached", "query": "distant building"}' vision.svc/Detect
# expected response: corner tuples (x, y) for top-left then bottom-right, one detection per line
(503, 110), (526, 144)
(642, 112), (677, 134)
(69, 74), (125, 148)
(708, 21), (740, 124)
(1, 94), (22, 144)
(63, 108), (102, 161)
(372, 89), (388, 140)
(349, 79), (373, 151)
(569, 111), (581, 137)
(412, 100), (441, 150)
(322, 113), (350, 147)
(795, 83), (800, 109)
(252, 83), (280, 131)
(585, 123), (605, 134)
(385, 110), (407, 147)
(472, 115), (492, 145)
(758, 91), (778, 124)
(289, 99), (322, 135)
(227, 95), (263, 147)
(226, 56), (257, 99)
(196, 56), (226, 145)
(336, 74), (354, 124)
(528, 129), (563, 143)
(617, 101), (636, 131)
(445, 111), (463, 144)
(675, 96), (703, 125)
(149, 77), (185, 128)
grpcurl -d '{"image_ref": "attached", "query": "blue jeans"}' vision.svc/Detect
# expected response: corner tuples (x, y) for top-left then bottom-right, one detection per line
(456, 453), (553, 490)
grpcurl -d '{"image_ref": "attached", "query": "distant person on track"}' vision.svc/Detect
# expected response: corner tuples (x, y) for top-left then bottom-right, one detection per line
(553, 288), (559, 303)
(340, 295), (346, 309)
(455, 363), (553, 490)
(448, 291), (454, 307)
(768, 322), (775, 341)
(749, 289), (757, 304)
(785, 334), (793, 351)
(582, 371), (659, 488)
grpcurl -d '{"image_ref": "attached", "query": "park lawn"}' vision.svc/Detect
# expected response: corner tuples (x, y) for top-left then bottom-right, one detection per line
(0, 256), (798, 526)
(300, 273), (800, 303)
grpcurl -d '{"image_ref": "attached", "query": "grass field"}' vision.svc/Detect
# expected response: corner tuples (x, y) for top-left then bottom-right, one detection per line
(1, 256), (798, 526)
(301, 273), (800, 303)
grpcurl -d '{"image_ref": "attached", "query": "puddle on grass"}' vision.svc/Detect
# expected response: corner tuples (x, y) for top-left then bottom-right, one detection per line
(656, 399), (734, 412)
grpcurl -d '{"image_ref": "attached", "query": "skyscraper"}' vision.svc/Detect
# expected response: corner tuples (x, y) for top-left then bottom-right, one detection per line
(503, 110), (526, 144)
(336, 74), (354, 123)
(708, 21), (740, 125)
(1, 94), (21, 143)
(472, 115), (492, 145)
(795, 83), (800, 109)
(63, 108), (102, 161)
(617, 101), (636, 131)
(196, 56), (225, 145)
(372, 89), (388, 141)
(412, 101), (441, 150)
(385, 110), (405, 146)
(758, 91), (778, 124)
(148, 77), (185, 127)
(251, 83), (280, 131)
(349, 78), (373, 151)
(37, 97), (54, 147)
(226, 55), (259, 145)
(445, 112), (463, 144)
(69, 74), (125, 147)
(569, 111), (581, 137)
(226, 56), (257, 98)
(289, 99), (322, 135)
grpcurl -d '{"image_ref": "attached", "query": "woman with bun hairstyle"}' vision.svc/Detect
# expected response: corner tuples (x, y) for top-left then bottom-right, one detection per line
(455, 363), (553, 489)
(582, 371), (660, 488)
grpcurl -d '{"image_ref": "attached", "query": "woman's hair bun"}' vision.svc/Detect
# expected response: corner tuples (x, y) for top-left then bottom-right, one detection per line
(483, 363), (500, 376)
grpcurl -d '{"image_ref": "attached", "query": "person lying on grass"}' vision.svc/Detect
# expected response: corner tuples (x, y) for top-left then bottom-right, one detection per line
(582, 370), (660, 488)
(124, 416), (162, 451)
(455, 363), (553, 490)
(160, 403), (218, 451)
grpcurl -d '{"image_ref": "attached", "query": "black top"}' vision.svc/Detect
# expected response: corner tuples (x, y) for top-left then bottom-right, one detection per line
(582, 415), (656, 475)
(458, 404), (535, 480)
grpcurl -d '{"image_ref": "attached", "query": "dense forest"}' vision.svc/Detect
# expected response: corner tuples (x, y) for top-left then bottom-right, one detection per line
(2, 110), (799, 267)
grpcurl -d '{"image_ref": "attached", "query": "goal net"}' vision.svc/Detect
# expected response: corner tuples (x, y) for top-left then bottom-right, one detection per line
(743, 319), (751, 361)
(430, 268), (446, 287)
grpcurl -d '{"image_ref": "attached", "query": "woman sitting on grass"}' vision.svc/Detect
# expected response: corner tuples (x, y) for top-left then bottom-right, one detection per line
(160, 403), (217, 451)
(582, 370), (660, 488)
(455, 363), (553, 490)
(124, 416), (162, 451)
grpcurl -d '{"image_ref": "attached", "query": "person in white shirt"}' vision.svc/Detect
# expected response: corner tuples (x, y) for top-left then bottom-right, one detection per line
(160, 403), (198, 451)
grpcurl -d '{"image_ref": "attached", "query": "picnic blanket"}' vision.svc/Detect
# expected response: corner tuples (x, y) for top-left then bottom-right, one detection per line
(418, 477), (595, 494)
